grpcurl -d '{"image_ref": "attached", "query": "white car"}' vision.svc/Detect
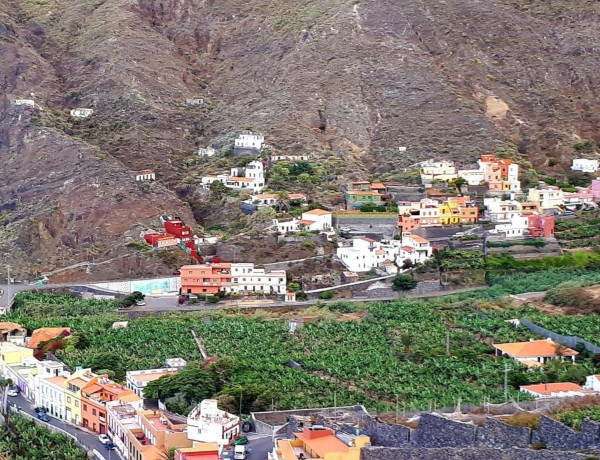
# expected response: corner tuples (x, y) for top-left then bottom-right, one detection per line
(98, 434), (110, 444)
(7, 389), (18, 397)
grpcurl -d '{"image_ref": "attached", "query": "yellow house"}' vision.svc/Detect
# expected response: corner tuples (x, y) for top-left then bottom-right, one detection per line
(64, 368), (97, 426)
(0, 342), (34, 372)
(438, 201), (460, 225)
(273, 427), (370, 460)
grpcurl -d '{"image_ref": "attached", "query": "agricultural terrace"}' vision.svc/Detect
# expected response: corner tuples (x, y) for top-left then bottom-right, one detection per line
(7, 265), (600, 414)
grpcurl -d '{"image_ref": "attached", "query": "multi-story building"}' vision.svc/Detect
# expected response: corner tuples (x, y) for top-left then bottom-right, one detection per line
(478, 155), (520, 192)
(187, 399), (240, 447)
(35, 359), (70, 420)
(81, 377), (142, 434)
(234, 131), (265, 151)
(126, 358), (186, 398)
(527, 186), (565, 211)
(126, 410), (192, 460)
(244, 193), (307, 209)
(337, 235), (431, 273)
(64, 368), (97, 425)
(229, 264), (287, 294)
(420, 160), (458, 185)
(398, 197), (478, 231)
(572, 159), (599, 173)
(484, 197), (523, 223)
(492, 214), (530, 238)
(175, 443), (220, 460)
(181, 263), (286, 296)
(527, 215), (555, 238)
(202, 160), (266, 193)
(180, 263), (233, 295)
(344, 182), (389, 210)
(0, 322), (26, 345)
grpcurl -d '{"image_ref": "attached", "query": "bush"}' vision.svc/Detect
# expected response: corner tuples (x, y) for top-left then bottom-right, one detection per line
(296, 291), (308, 300)
(206, 296), (220, 304)
(319, 291), (334, 300)
(392, 274), (418, 291)
(120, 291), (145, 308)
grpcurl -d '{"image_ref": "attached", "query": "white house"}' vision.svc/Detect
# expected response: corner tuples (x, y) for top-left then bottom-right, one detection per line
(234, 132), (265, 151)
(484, 197), (522, 223)
(126, 368), (180, 398)
(245, 193), (307, 209)
(135, 169), (156, 181)
(229, 264), (286, 294)
(274, 209), (332, 234)
(187, 399), (240, 447)
(14, 99), (35, 108)
(527, 186), (565, 211)
(420, 160), (458, 184)
(400, 233), (433, 264)
(493, 338), (578, 367)
(457, 168), (485, 186)
(198, 147), (216, 157)
(271, 155), (309, 162)
(186, 98), (203, 106)
(337, 238), (399, 273)
(520, 382), (592, 399)
(493, 214), (529, 238)
(572, 159), (599, 173)
(70, 108), (94, 118)
(201, 161), (266, 193)
(584, 374), (600, 391)
(38, 375), (68, 420)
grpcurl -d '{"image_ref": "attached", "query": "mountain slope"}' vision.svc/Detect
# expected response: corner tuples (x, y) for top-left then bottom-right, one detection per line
(2, 0), (600, 276)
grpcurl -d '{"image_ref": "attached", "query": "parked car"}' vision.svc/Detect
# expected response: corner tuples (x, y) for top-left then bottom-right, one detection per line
(233, 436), (248, 446)
(34, 407), (47, 413)
(173, 270), (181, 275)
(7, 389), (18, 397)
(105, 442), (116, 450)
(135, 300), (146, 306)
(564, 210), (574, 216)
(98, 434), (111, 445)
(37, 412), (50, 422)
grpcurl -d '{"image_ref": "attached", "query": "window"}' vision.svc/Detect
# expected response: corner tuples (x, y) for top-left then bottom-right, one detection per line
(75, 400), (79, 407)
(92, 409), (96, 416)
(67, 397), (71, 404)
(83, 404), (87, 411)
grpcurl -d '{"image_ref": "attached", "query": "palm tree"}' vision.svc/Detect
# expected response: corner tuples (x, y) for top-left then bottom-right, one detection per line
(275, 191), (290, 212)
(400, 333), (414, 357)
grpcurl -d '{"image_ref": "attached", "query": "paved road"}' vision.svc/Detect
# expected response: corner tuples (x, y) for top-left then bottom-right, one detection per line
(9, 393), (109, 457)
(221, 435), (272, 460)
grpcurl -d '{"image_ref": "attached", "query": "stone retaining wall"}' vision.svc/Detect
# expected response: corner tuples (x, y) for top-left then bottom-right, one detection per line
(361, 447), (590, 460)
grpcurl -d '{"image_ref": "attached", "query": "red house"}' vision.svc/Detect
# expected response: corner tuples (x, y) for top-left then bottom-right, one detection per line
(144, 233), (178, 249)
(164, 219), (193, 242)
(528, 215), (555, 238)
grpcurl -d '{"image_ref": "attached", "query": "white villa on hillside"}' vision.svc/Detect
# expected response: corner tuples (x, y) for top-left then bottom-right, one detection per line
(274, 209), (332, 234)
(572, 159), (599, 173)
(235, 132), (265, 151)
(201, 160), (266, 193)
(187, 399), (240, 446)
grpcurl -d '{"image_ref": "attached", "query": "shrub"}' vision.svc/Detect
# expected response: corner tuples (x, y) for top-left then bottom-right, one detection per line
(392, 274), (418, 291)
(319, 291), (334, 300)
(206, 296), (220, 303)
(296, 291), (308, 300)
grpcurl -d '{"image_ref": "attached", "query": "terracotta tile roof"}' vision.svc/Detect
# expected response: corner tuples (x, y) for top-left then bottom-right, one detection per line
(405, 234), (429, 244)
(129, 370), (177, 383)
(521, 382), (586, 396)
(297, 219), (316, 226)
(0, 322), (25, 333)
(401, 246), (415, 253)
(83, 383), (103, 395)
(295, 430), (349, 457)
(303, 209), (331, 216)
(28, 327), (71, 349)
(48, 376), (68, 387)
(375, 249), (386, 255)
(228, 177), (254, 182)
(493, 339), (578, 358)
(119, 392), (142, 403)
(347, 190), (382, 196)
(256, 194), (278, 199)
(67, 377), (88, 389)
(288, 193), (307, 200)
(357, 237), (376, 242)
(370, 182), (387, 189)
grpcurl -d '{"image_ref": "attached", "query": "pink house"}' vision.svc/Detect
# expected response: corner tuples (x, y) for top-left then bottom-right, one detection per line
(528, 215), (555, 238)
(589, 178), (600, 200)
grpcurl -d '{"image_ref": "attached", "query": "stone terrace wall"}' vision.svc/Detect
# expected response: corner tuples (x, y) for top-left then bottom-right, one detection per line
(361, 447), (590, 460)
(411, 414), (476, 447)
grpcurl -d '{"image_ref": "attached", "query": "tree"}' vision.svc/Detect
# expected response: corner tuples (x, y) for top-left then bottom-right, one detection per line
(275, 191), (290, 212)
(144, 366), (216, 414)
(319, 291), (334, 300)
(210, 181), (227, 200)
(453, 177), (467, 195)
(392, 274), (418, 291)
(400, 333), (414, 356)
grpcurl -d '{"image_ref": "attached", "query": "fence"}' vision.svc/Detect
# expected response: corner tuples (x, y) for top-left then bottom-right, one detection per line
(519, 318), (600, 353)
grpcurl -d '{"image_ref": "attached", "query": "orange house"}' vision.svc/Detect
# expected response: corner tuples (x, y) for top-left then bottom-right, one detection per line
(180, 264), (232, 295)
(175, 443), (219, 460)
(81, 378), (140, 434)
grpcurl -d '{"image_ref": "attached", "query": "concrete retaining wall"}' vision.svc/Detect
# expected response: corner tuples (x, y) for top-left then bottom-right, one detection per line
(361, 447), (588, 460)
(520, 318), (600, 353)
(89, 277), (180, 295)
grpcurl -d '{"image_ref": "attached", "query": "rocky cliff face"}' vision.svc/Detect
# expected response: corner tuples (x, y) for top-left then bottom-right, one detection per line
(2, 0), (600, 276)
